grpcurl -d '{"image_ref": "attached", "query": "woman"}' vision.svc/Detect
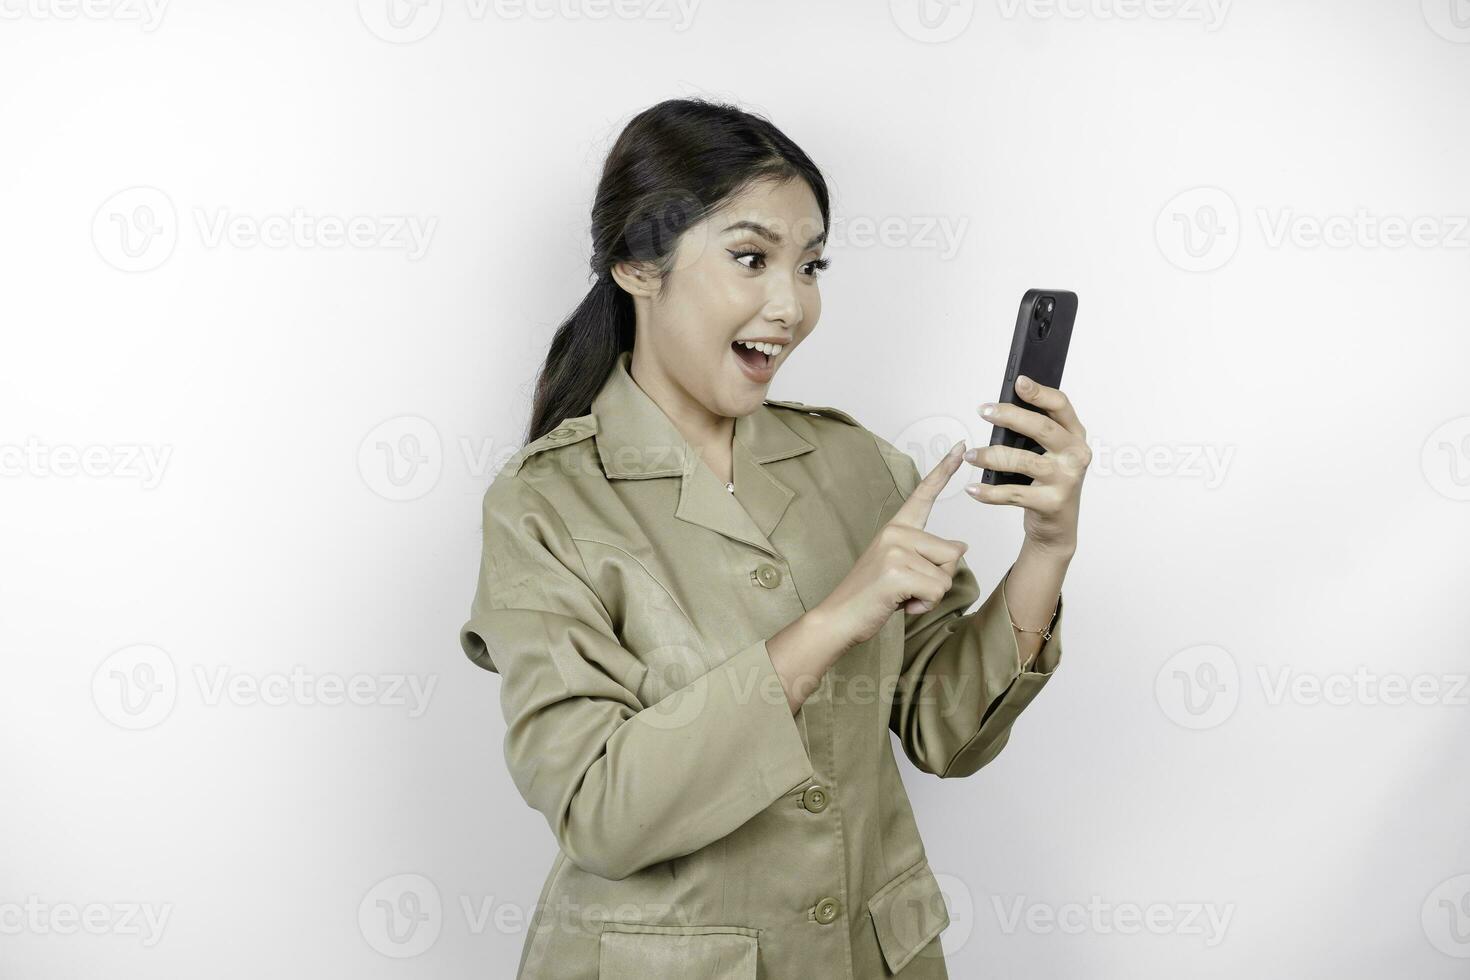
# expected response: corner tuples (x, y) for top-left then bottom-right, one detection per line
(459, 97), (1089, 979)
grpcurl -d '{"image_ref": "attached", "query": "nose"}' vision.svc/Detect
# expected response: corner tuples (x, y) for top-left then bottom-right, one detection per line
(764, 276), (803, 332)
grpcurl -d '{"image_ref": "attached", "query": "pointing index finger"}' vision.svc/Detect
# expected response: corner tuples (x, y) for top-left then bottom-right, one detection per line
(889, 439), (966, 529)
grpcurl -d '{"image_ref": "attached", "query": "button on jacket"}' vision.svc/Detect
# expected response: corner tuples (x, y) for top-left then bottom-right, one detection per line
(459, 350), (1064, 979)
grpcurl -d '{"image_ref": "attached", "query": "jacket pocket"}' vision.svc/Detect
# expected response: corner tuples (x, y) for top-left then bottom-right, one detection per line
(598, 922), (758, 979)
(866, 857), (951, 975)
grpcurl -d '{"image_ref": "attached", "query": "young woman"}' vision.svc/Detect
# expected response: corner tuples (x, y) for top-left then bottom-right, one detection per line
(459, 97), (1089, 979)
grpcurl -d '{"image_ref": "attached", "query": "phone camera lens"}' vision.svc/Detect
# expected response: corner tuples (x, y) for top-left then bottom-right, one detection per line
(1042, 298), (1054, 314)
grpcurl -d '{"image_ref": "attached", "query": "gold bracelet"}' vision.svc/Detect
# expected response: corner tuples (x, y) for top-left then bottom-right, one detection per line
(1010, 595), (1061, 643)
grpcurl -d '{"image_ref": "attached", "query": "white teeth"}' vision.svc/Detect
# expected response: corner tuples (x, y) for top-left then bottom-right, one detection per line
(736, 340), (784, 356)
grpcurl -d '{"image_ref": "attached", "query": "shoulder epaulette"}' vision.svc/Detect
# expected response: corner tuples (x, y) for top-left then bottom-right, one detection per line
(510, 416), (597, 476)
(763, 398), (862, 428)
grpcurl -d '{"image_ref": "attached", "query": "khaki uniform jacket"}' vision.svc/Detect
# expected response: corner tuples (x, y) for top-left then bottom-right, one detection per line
(459, 350), (1064, 979)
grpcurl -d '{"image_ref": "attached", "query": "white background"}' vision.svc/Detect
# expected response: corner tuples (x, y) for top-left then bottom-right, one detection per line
(3, 0), (1469, 976)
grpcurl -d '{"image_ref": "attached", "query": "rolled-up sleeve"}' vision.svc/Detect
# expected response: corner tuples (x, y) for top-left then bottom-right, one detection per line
(458, 475), (814, 880)
(872, 436), (1064, 779)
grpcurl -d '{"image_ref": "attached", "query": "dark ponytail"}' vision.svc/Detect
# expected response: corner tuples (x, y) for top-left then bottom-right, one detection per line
(524, 97), (831, 444)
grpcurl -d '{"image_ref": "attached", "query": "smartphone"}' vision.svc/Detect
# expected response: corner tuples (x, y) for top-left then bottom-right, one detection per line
(980, 289), (1078, 486)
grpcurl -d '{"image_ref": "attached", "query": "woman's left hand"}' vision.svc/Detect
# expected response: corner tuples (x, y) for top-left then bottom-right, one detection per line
(962, 375), (1091, 554)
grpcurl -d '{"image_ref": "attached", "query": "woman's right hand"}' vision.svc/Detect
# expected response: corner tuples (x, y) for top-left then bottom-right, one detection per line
(815, 441), (971, 650)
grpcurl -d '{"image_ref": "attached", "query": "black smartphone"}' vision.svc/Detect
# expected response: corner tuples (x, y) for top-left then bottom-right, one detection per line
(980, 289), (1078, 486)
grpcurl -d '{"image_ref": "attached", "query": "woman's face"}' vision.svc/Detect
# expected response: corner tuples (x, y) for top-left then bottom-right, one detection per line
(622, 176), (828, 420)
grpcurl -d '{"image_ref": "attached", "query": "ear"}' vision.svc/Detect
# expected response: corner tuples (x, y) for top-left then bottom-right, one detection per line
(609, 259), (661, 299)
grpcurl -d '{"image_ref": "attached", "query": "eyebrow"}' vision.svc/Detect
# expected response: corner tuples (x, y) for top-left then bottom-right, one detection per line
(722, 220), (827, 251)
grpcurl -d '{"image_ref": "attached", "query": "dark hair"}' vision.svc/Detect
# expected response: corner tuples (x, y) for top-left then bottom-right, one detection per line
(524, 97), (832, 444)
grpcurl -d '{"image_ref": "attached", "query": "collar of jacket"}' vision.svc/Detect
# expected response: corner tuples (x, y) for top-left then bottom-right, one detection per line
(588, 349), (817, 558)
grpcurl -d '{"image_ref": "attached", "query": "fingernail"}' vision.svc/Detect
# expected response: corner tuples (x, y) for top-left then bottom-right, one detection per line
(963, 448), (978, 463)
(979, 403), (996, 418)
(947, 439), (966, 458)
(1016, 375), (1032, 391)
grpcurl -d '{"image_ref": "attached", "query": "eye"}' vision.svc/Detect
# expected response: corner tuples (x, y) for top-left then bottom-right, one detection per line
(803, 256), (831, 279)
(729, 248), (766, 270)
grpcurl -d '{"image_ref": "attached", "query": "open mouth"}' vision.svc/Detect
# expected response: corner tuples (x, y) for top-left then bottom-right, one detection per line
(731, 341), (773, 370)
